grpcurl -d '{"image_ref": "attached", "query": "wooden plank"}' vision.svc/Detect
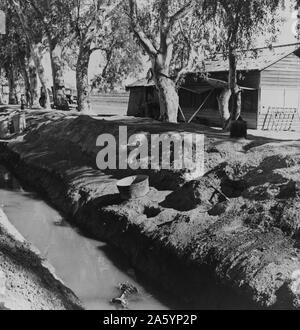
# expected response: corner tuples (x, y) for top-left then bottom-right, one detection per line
(178, 105), (186, 123)
(258, 107), (300, 131)
(261, 77), (300, 84)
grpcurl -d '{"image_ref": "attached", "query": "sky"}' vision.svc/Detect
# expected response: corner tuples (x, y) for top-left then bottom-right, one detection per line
(276, 5), (298, 44)
(42, 3), (299, 90)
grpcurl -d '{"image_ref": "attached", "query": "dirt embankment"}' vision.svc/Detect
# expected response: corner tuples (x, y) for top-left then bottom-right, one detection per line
(1, 111), (300, 309)
(0, 207), (83, 310)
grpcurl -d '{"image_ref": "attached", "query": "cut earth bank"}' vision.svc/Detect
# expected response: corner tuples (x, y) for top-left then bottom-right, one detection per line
(0, 110), (300, 309)
(0, 206), (83, 310)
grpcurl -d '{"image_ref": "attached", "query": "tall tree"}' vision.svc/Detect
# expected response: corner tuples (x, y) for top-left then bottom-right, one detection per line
(11, 0), (51, 109)
(0, 4), (27, 105)
(0, 3), (40, 107)
(91, 11), (143, 92)
(26, 0), (69, 109)
(209, 0), (284, 128)
(57, 0), (120, 113)
(126, 0), (201, 123)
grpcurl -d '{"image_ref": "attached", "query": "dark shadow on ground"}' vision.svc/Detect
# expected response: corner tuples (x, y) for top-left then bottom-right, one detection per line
(97, 243), (207, 310)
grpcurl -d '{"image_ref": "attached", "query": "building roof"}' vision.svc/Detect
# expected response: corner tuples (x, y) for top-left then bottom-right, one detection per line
(126, 44), (300, 89)
(204, 44), (300, 72)
(126, 77), (256, 93)
(126, 78), (155, 89)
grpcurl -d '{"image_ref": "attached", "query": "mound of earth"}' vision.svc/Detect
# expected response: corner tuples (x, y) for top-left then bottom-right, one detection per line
(1, 110), (300, 309)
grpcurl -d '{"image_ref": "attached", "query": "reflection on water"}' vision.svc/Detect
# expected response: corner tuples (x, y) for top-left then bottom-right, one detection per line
(0, 166), (169, 310)
(0, 170), (22, 191)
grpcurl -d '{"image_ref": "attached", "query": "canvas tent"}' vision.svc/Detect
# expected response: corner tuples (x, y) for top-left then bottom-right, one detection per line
(126, 44), (300, 131)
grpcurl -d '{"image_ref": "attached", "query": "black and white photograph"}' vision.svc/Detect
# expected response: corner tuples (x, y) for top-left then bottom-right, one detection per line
(0, 0), (299, 316)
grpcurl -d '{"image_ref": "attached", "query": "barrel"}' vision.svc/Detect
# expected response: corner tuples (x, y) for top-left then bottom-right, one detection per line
(117, 175), (149, 200)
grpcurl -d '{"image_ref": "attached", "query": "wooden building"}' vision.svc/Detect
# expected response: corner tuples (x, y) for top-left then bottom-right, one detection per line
(126, 45), (300, 131)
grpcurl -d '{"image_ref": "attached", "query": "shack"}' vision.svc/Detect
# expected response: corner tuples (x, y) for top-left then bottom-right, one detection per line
(126, 44), (300, 131)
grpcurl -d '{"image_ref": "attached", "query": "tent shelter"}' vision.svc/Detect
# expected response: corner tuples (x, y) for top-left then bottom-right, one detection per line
(126, 44), (300, 131)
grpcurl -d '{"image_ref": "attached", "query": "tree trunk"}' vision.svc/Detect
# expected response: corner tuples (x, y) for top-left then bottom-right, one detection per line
(152, 55), (179, 123)
(217, 88), (231, 129)
(154, 75), (179, 123)
(49, 42), (58, 105)
(0, 68), (3, 104)
(297, 5), (300, 40)
(235, 89), (242, 121)
(7, 66), (18, 105)
(76, 43), (91, 113)
(31, 45), (50, 109)
(49, 40), (69, 110)
(228, 49), (237, 113)
(11, 4), (50, 109)
(19, 57), (31, 106)
(28, 58), (40, 108)
(228, 48), (242, 121)
(0, 90), (4, 105)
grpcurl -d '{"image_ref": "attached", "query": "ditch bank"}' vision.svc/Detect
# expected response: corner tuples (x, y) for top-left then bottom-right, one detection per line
(0, 207), (83, 310)
(1, 111), (300, 309)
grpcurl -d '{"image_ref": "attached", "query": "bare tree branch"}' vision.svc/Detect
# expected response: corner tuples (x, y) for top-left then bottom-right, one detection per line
(11, 0), (33, 43)
(127, 0), (157, 56)
(168, 0), (196, 30)
(25, 0), (60, 50)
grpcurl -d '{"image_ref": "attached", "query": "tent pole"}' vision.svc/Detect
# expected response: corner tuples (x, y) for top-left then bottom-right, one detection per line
(188, 89), (215, 123)
(178, 104), (186, 123)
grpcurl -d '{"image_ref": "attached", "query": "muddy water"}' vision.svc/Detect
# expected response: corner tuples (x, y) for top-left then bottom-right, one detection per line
(0, 166), (171, 310)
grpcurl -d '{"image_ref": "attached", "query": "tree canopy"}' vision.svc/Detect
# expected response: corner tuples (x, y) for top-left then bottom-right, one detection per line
(0, 0), (295, 122)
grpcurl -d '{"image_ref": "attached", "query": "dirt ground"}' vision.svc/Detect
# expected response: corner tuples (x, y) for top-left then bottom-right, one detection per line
(1, 108), (300, 309)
